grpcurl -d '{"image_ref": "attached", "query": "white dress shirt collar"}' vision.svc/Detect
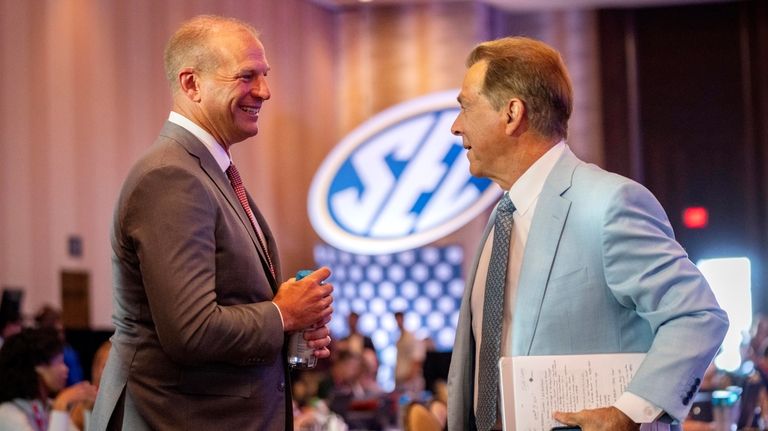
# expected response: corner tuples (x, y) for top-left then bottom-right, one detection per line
(507, 141), (566, 212)
(168, 111), (231, 173)
(168, 112), (286, 330)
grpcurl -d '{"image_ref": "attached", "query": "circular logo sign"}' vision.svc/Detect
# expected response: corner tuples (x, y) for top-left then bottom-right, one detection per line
(308, 90), (501, 255)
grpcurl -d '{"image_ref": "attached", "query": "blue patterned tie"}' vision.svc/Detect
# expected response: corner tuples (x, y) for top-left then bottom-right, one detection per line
(476, 193), (516, 431)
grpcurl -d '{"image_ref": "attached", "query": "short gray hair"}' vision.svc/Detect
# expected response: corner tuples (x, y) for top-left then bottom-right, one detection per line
(467, 36), (573, 140)
(163, 15), (260, 92)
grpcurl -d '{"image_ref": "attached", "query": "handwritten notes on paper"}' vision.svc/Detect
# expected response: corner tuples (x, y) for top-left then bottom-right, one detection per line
(499, 353), (646, 431)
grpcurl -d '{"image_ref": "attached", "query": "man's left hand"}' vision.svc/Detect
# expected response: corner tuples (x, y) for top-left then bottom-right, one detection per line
(553, 406), (640, 431)
(304, 321), (332, 359)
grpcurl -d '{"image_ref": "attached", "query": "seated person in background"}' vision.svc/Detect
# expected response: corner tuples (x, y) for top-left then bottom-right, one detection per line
(34, 305), (84, 386)
(0, 328), (97, 431)
(394, 311), (425, 393)
(89, 341), (111, 388)
(756, 343), (768, 426)
(682, 359), (733, 426)
(0, 296), (23, 349)
(70, 341), (111, 430)
(318, 349), (365, 404)
(295, 350), (365, 429)
(340, 312), (376, 356)
(91, 340), (112, 388)
(701, 359), (733, 392)
(748, 314), (768, 364)
(429, 398), (448, 430)
(360, 348), (384, 396)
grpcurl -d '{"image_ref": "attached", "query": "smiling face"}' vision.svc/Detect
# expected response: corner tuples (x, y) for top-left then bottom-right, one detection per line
(196, 29), (271, 149)
(451, 61), (510, 187)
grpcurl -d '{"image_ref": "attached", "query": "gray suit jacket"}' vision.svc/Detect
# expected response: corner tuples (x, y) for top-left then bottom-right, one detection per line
(91, 122), (291, 430)
(447, 147), (728, 430)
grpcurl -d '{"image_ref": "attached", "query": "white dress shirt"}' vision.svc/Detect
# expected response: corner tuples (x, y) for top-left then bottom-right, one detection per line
(168, 112), (231, 172)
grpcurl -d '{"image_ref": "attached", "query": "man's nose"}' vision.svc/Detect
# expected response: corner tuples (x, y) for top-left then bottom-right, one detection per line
(252, 77), (271, 100)
(451, 117), (462, 136)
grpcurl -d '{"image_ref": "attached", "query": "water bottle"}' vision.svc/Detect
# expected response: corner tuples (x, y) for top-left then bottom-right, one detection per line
(712, 389), (740, 431)
(287, 269), (318, 369)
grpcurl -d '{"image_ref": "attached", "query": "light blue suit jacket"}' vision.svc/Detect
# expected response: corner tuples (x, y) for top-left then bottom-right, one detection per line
(447, 147), (728, 430)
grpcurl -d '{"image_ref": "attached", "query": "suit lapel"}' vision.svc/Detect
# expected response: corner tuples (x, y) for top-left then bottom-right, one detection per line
(512, 148), (579, 355)
(160, 122), (278, 287)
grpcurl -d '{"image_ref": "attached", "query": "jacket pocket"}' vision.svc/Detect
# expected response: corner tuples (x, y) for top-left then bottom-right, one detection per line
(178, 367), (251, 397)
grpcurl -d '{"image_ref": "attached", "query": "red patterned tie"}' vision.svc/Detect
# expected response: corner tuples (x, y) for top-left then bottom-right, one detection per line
(226, 163), (275, 279)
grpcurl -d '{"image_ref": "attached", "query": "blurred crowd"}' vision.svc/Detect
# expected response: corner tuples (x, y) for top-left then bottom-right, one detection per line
(291, 311), (447, 431)
(683, 314), (768, 430)
(3, 300), (766, 431)
(0, 302), (110, 431)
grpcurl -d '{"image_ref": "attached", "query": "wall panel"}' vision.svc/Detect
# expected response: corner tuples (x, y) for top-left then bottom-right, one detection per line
(599, 0), (768, 312)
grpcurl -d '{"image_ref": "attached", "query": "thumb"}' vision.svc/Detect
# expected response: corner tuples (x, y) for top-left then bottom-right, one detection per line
(552, 410), (581, 426)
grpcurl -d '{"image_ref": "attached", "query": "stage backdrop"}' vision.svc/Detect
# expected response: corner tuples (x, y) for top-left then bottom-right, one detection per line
(0, 0), (602, 329)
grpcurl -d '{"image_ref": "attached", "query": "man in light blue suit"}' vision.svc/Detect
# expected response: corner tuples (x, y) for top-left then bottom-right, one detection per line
(447, 37), (728, 431)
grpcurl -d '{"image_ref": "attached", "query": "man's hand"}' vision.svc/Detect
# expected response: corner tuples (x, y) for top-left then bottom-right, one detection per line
(273, 267), (334, 332)
(304, 321), (332, 359)
(553, 406), (640, 431)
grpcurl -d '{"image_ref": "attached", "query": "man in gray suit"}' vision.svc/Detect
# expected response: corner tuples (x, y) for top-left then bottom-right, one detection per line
(91, 15), (334, 430)
(447, 37), (728, 431)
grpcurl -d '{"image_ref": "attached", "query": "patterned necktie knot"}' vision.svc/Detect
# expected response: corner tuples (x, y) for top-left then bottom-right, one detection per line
(497, 193), (516, 218)
(226, 163), (243, 187)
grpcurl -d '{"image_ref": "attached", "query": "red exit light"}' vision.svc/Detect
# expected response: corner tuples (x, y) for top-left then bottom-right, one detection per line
(683, 207), (708, 229)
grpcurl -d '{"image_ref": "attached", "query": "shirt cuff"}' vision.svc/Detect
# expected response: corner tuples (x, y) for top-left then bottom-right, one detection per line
(49, 410), (71, 431)
(272, 302), (285, 331)
(614, 391), (664, 423)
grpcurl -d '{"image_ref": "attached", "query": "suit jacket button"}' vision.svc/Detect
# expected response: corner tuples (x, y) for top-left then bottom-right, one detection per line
(278, 381), (286, 392)
(682, 396), (690, 406)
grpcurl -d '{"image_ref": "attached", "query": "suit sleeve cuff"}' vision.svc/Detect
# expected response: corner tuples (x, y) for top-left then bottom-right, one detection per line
(614, 391), (664, 423)
(272, 302), (285, 331)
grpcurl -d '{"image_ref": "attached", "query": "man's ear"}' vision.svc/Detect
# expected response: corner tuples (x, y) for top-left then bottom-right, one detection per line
(178, 67), (201, 102)
(504, 98), (525, 136)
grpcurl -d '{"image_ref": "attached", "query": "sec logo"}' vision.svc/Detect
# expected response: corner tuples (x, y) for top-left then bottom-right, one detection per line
(308, 90), (502, 255)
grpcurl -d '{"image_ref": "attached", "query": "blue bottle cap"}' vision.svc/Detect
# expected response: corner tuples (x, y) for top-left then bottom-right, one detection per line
(296, 269), (313, 281)
(711, 390), (739, 406)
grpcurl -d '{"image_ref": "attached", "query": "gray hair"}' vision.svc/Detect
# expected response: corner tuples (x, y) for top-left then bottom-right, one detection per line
(467, 36), (573, 140)
(163, 15), (260, 92)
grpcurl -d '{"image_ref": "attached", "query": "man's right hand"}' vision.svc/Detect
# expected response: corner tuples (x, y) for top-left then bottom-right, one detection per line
(552, 407), (640, 431)
(272, 266), (334, 332)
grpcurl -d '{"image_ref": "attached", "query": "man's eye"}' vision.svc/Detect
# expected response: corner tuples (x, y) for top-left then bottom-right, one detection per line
(239, 74), (254, 82)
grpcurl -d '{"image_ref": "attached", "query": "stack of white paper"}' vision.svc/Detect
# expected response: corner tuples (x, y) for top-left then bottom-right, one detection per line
(499, 353), (646, 431)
